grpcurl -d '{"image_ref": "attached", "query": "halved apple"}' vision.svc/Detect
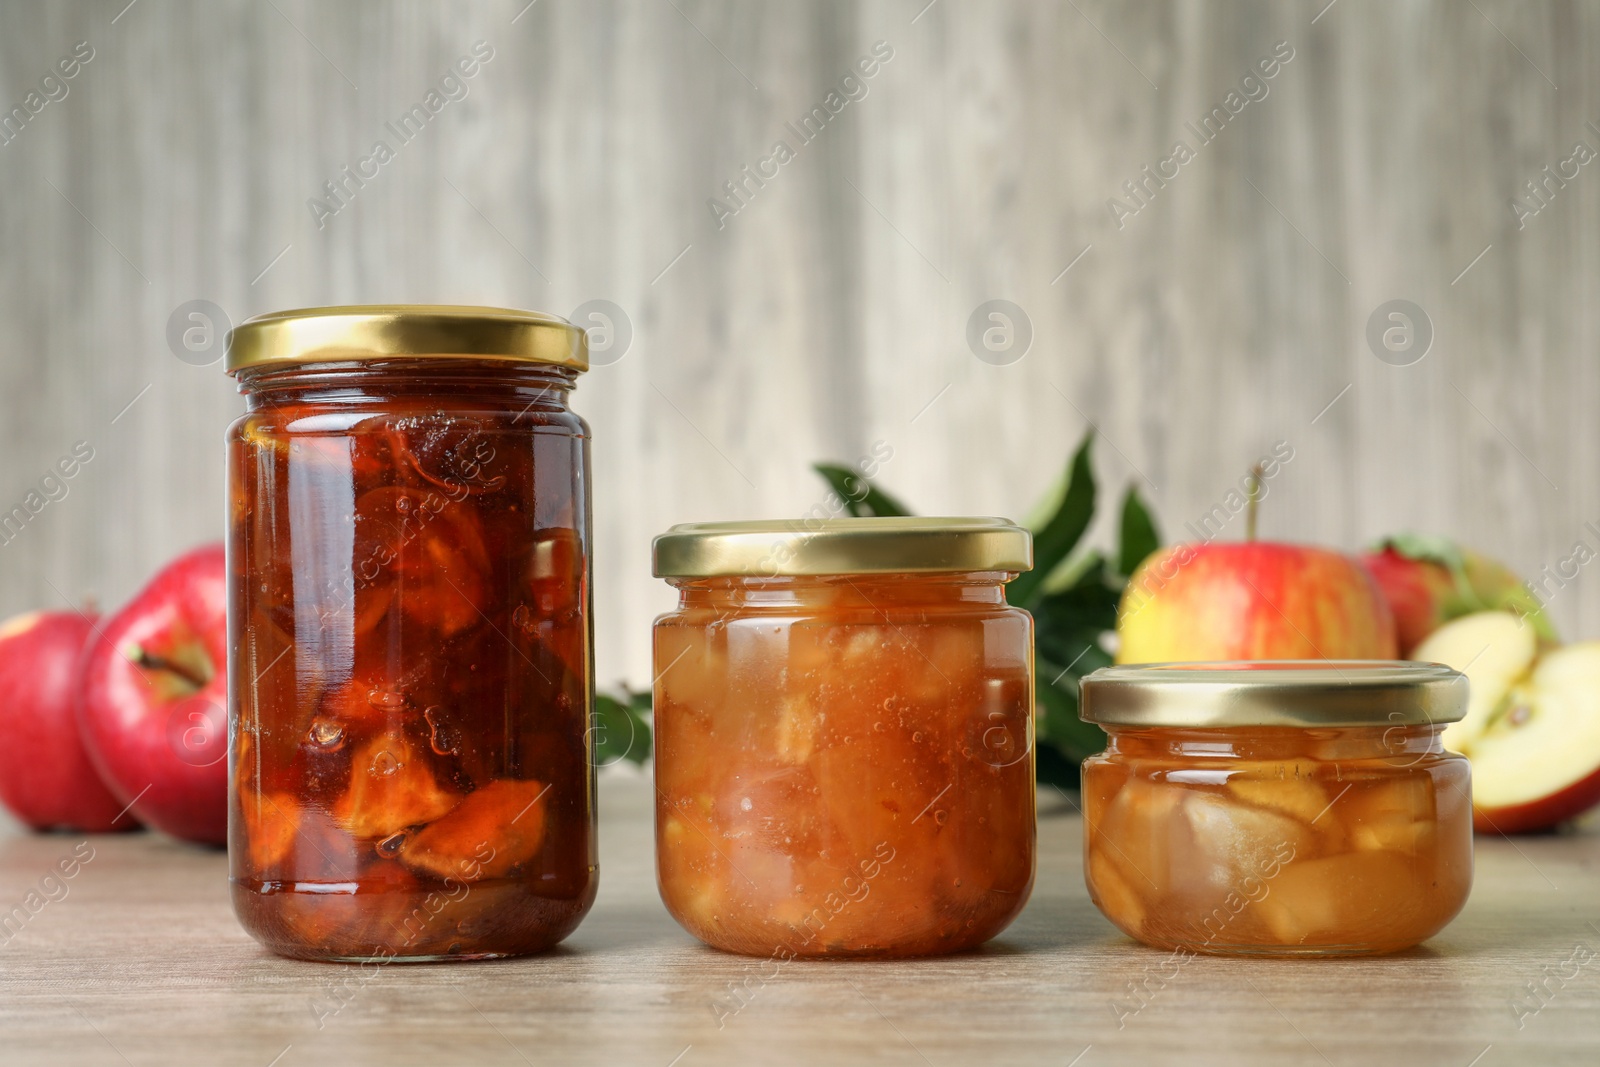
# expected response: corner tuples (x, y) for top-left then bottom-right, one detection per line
(1412, 610), (1537, 754)
(1413, 612), (1600, 833)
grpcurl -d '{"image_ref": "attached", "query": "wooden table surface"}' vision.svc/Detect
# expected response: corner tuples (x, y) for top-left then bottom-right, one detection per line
(1, 772), (1597, 1067)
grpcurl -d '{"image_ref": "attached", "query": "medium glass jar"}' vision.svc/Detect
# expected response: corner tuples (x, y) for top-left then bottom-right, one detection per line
(652, 517), (1036, 958)
(224, 306), (597, 962)
(1078, 662), (1472, 957)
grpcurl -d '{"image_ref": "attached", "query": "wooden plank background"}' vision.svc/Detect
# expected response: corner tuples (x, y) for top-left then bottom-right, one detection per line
(0, 0), (1596, 691)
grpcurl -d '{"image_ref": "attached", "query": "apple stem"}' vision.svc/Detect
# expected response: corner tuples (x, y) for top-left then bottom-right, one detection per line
(129, 646), (210, 690)
(1245, 462), (1265, 542)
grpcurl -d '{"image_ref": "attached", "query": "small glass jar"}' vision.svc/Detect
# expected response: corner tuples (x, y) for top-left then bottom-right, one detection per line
(651, 517), (1037, 958)
(1078, 661), (1472, 957)
(225, 306), (597, 962)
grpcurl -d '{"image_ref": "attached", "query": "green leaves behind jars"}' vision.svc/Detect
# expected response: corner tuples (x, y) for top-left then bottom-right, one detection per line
(812, 432), (1161, 788)
(811, 463), (914, 519)
(593, 689), (653, 767)
(595, 431), (1161, 788)
(1002, 434), (1161, 787)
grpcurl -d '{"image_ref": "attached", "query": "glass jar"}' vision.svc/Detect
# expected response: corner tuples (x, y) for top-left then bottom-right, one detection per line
(1078, 661), (1472, 957)
(651, 517), (1036, 958)
(224, 306), (596, 962)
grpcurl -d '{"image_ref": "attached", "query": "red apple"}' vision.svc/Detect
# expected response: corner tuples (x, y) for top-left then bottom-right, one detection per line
(1363, 534), (1555, 655)
(1117, 541), (1398, 663)
(77, 544), (228, 845)
(1413, 611), (1600, 833)
(0, 610), (136, 832)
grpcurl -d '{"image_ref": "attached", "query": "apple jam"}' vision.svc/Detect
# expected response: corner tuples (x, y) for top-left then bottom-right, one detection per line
(651, 518), (1036, 958)
(224, 307), (596, 962)
(1078, 662), (1472, 957)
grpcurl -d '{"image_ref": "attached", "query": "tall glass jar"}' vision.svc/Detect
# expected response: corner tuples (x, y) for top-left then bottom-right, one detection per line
(224, 306), (596, 962)
(652, 517), (1037, 958)
(1078, 661), (1473, 957)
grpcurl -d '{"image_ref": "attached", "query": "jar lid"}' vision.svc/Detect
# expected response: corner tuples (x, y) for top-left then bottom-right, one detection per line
(652, 517), (1033, 578)
(225, 305), (587, 374)
(1078, 661), (1467, 728)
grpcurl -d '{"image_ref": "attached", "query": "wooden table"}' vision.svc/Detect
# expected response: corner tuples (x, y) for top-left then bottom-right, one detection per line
(1, 773), (1597, 1066)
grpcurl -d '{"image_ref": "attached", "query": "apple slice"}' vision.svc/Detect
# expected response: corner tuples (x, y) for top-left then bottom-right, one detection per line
(1085, 846), (1146, 937)
(240, 790), (302, 870)
(1097, 776), (1183, 891)
(334, 731), (458, 840)
(401, 778), (549, 880)
(1183, 792), (1311, 888)
(774, 693), (817, 765)
(1255, 851), (1419, 944)
(1345, 777), (1435, 853)
(1466, 643), (1600, 833)
(1416, 613), (1600, 832)
(1411, 610), (1537, 753)
(1227, 773), (1327, 825)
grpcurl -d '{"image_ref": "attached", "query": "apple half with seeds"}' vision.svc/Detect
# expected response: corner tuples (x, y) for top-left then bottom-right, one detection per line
(1413, 611), (1600, 833)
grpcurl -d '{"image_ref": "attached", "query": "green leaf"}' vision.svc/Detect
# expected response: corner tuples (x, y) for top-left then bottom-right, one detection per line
(1035, 625), (1114, 688)
(619, 438), (1154, 788)
(1374, 532), (1559, 643)
(1033, 661), (1108, 769)
(1373, 531), (1473, 596)
(1037, 548), (1105, 597)
(1372, 532), (1467, 570)
(1035, 745), (1081, 792)
(1007, 431), (1097, 607)
(1116, 485), (1161, 577)
(593, 690), (652, 766)
(1380, 529), (1495, 608)
(811, 463), (913, 518)
(1033, 568), (1120, 663)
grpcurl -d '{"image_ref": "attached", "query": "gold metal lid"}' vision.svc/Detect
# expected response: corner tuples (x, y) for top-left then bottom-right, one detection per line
(225, 305), (587, 374)
(652, 517), (1033, 578)
(1079, 661), (1467, 728)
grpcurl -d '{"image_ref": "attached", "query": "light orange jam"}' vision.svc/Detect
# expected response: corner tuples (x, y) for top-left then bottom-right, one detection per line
(1082, 724), (1472, 956)
(653, 573), (1036, 958)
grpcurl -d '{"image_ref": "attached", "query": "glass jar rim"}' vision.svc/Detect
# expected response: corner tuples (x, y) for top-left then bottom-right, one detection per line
(225, 305), (587, 374)
(1079, 660), (1467, 728)
(652, 516), (1033, 577)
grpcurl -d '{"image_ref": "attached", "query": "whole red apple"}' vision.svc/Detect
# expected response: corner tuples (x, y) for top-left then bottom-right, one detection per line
(77, 544), (228, 845)
(1362, 534), (1555, 655)
(0, 610), (136, 832)
(1117, 541), (1398, 663)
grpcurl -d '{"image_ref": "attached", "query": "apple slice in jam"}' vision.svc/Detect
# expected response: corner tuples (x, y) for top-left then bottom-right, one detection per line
(240, 790), (301, 871)
(351, 486), (492, 637)
(401, 779), (550, 881)
(334, 731), (458, 841)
